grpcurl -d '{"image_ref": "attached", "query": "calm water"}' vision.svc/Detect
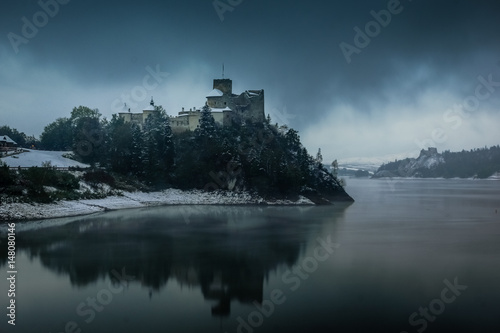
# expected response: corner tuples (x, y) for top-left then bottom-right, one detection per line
(1, 179), (499, 333)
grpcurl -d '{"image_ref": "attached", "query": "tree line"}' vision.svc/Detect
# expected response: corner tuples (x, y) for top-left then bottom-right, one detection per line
(376, 146), (500, 179)
(34, 104), (350, 200)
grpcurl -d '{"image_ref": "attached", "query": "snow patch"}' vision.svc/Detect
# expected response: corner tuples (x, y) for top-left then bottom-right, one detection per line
(0, 189), (315, 221)
(0, 149), (89, 168)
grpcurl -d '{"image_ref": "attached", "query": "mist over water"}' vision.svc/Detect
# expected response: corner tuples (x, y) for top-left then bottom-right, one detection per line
(1, 178), (499, 333)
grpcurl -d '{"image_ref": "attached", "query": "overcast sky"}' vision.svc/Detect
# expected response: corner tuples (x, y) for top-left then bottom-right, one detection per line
(1, 0), (500, 161)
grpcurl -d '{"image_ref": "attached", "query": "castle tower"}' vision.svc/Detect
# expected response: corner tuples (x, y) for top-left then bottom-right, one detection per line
(213, 79), (232, 95)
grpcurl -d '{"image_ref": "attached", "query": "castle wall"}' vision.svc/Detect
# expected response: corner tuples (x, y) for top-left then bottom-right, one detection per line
(119, 113), (131, 122)
(207, 95), (232, 109)
(119, 112), (144, 127)
(223, 110), (232, 126)
(231, 90), (265, 123)
(188, 113), (201, 131)
(143, 110), (157, 123)
(208, 83), (265, 124)
(170, 111), (202, 133)
(211, 111), (225, 125)
(118, 78), (264, 134)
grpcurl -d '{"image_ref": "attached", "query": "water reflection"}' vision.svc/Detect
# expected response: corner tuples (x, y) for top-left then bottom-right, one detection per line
(2, 180), (499, 332)
(10, 204), (350, 317)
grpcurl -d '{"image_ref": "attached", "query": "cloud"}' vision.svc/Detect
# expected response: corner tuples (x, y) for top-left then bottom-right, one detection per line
(302, 86), (500, 162)
(0, 0), (499, 158)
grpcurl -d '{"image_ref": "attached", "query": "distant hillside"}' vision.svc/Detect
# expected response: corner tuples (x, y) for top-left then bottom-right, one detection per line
(339, 151), (419, 173)
(373, 146), (500, 179)
(337, 168), (371, 177)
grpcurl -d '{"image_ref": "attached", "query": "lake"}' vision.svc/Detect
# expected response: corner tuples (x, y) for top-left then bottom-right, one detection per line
(1, 178), (499, 333)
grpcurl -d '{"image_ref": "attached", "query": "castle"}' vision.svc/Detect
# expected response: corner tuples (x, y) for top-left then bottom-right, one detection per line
(118, 78), (265, 133)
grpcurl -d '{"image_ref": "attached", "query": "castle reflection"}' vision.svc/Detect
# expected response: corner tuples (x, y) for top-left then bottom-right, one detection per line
(6, 205), (349, 317)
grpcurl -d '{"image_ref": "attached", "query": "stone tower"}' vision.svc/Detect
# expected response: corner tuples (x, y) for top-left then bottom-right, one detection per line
(206, 78), (265, 123)
(213, 79), (233, 95)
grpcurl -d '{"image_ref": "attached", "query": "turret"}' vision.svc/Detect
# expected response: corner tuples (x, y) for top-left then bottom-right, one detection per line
(213, 79), (232, 95)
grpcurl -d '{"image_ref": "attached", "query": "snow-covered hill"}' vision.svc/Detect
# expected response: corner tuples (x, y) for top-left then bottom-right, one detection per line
(0, 150), (89, 168)
(373, 148), (445, 178)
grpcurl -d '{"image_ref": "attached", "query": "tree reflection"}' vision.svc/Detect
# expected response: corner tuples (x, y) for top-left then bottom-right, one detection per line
(11, 205), (349, 317)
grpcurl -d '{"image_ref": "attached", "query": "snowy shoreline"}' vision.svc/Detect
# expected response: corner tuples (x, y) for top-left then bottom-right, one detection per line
(0, 188), (315, 222)
(369, 176), (500, 180)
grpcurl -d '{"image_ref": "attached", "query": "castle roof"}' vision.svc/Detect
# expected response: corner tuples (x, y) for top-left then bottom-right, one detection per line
(143, 97), (156, 111)
(245, 90), (263, 97)
(207, 89), (223, 97)
(211, 107), (232, 113)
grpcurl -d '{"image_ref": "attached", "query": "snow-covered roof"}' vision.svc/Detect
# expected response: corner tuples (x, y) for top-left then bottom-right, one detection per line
(211, 107), (232, 113)
(207, 89), (223, 97)
(143, 97), (156, 111)
(0, 135), (16, 145)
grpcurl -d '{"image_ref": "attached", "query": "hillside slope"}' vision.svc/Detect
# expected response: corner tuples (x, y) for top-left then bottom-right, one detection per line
(373, 146), (500, 179)
(1, 150), (88, 168)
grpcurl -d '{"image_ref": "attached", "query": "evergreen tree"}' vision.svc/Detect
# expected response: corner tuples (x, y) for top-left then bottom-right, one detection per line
(142, 106), (174, 185)
(130, 123), (145, 177)
(316, 148), (323, 165)
(284, 128), (301, 152)
(195, 104), (218, 140)
(106, 115), (134, 174)
(193, 104), (223, 175)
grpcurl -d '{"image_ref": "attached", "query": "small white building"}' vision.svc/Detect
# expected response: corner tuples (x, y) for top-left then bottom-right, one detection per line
(0, 135), (17, 151)
(118, 97), (158, 128)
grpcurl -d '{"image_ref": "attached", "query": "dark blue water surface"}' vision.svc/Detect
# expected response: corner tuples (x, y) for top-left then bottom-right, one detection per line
(1, 178), (499, 333)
